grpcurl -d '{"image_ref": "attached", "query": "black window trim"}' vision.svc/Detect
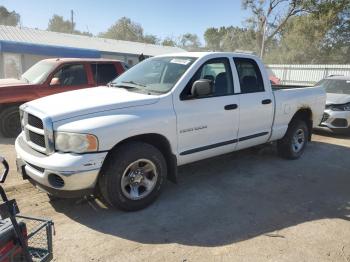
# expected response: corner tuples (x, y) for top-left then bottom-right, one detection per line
(233, 57), (265, 94)
(180, 57), (235, 101)
(91, 63), (118, 85)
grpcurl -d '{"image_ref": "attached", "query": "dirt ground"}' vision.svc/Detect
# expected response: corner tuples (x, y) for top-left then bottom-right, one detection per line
(0, 131), (349, 262)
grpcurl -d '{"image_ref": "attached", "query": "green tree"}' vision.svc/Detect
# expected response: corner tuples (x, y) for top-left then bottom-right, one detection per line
(0, 6), (20, 26)
(47, 14), (92, 36)
(179, 33), (201, 50)
(264, 1), (350, 64)
(203, 26), (258, 53)
(204, 27), (226, 50)
(99, 17), (144, 42)
(48, 15), (74, 33)
(143, 34), (160, 44)
(161, 37), (177, 47)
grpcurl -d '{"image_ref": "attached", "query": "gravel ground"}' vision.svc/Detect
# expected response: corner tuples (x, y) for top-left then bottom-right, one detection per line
(0, 131), (349, 262)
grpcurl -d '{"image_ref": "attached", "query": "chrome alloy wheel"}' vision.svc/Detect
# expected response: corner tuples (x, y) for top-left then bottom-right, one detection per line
(120, 159), (158, 200)
(292, 128), (305, 153)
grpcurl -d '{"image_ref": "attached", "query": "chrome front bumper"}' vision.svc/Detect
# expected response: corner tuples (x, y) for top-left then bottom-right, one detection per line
(15, 134), (108, 196)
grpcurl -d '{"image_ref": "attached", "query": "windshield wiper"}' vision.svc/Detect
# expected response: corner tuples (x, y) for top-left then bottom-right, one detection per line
(120, 81), (147, 87)
(108, 82), (139, 89)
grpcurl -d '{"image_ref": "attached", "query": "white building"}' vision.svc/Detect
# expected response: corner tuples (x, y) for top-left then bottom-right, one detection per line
(0, 25), (185, 79)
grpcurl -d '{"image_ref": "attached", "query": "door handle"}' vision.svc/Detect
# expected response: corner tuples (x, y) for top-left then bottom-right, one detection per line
(224, 104), (238, 110)
(262, 99), (272, 104)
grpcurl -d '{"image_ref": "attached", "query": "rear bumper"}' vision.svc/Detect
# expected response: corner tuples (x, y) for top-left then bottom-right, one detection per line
(15, 134), (108, 197)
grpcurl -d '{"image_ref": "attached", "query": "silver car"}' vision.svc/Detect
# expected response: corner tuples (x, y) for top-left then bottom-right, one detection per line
(318, 75), (350, 133)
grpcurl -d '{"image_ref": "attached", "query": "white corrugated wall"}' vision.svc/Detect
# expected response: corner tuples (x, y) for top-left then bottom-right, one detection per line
(268, 64), (350, 86)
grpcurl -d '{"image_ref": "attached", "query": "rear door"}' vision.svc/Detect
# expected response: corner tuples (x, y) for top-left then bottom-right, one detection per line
(175, 57), (240, 164)
(91, 63), (120, 86)
(233, 57), (274, 150)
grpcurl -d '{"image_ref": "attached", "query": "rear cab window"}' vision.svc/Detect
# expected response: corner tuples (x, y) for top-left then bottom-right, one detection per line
(233, 58), (264, 93)
(91, 63), (119, 85)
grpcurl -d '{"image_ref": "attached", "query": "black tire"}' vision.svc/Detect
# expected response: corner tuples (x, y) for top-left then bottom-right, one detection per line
(0, 106), (21, 138)
(277, 119), (309, 159)
(98, 142), (167, 211)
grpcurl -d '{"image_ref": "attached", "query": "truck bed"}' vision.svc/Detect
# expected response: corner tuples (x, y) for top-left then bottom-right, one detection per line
(272, 84), (314, 91)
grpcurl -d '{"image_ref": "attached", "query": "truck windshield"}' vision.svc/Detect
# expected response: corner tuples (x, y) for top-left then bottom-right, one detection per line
(21, 60), (56, 84)
(317, 79), (350, 95)
(110, 56), (196, 94)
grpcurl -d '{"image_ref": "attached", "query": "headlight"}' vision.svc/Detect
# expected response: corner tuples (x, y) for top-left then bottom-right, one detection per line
(55, 132), (98, 153)
(330, 103), (350, 111)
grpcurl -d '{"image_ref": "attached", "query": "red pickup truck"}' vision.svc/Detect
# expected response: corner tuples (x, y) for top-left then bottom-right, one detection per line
(0, 58), (127, 137)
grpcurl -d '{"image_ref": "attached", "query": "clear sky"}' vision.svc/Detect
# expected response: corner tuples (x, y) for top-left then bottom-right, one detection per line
(0, 0), (250, 44)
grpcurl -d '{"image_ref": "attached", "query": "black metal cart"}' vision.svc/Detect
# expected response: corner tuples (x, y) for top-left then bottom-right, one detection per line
(0, 156), (54, 262)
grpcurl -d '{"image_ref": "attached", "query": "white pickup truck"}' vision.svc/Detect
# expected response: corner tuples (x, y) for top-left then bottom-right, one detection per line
(15, 52), (326, 211)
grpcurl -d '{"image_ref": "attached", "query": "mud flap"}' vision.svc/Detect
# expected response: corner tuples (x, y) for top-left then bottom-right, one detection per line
(167, 154), (178, 184)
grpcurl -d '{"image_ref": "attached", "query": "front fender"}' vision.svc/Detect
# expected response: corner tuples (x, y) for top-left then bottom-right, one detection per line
(53, 104), (178, 155)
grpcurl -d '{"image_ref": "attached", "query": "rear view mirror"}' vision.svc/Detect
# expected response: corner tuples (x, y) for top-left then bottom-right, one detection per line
(49, 77), (61, 86)
(191, 79), (213, 97)
(0, 156), (9, 183)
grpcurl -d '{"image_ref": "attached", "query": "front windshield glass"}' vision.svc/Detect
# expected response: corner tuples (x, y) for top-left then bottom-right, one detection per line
(110, 56), (197, 94)
(21, 60), (56, 84)
(317, 79), (350, 94)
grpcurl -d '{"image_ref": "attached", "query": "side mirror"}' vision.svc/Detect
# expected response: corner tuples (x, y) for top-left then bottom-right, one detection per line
(191, 79), (213, 98)
(50, 77), (61, 86)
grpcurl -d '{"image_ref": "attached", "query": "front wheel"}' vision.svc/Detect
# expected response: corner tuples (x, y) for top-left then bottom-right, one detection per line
(98, 142), (166, 211)
(0, 106), (21, 138)
(277, 119), (309, 159)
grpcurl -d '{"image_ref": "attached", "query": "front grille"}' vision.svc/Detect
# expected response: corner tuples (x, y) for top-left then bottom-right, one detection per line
(22, 110), (54, 154)
(28, 114), (44, 129)
(28, 130), (46, 148)
(321, 113), (329, 123)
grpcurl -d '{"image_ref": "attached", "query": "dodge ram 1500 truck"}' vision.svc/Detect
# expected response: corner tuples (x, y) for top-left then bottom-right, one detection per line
(0, 58), (126, 137)
(15, 52), (326, 211)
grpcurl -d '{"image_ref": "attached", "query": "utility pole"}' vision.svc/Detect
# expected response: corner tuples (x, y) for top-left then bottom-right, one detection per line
(70, 10), (74, 33)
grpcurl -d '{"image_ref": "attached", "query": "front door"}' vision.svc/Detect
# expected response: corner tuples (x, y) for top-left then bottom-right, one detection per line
(175, 57), (240, 165)
(40, 63), (92, 98)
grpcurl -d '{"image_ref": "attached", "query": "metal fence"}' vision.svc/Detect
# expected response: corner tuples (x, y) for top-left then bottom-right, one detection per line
(268, 64), (350, 86)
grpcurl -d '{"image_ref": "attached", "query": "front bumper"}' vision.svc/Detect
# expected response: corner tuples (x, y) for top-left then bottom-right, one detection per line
(15, 134), (108, 197)
(318, 109), (350, 131)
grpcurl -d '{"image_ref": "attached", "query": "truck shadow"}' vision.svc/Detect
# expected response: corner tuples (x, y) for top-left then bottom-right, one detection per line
(50, 141), (350, 247)
(313, 129), (350, 140)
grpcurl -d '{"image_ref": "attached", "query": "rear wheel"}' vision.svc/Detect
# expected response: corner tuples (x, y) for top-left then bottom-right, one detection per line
(0, 106), (21, 138)
(98, 142), (166, 211)
(277, 119), (309, 159)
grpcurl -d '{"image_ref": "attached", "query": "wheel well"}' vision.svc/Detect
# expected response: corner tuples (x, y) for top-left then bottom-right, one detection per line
(0, 103), (24, 113)
(105, 134), (177, 183)
(290, 108), (313, 140)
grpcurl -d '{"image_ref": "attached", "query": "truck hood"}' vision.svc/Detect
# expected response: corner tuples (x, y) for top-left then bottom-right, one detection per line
(24, 87), (159, 122)
(326, 93), (350, 105)
(0, 78), (28, 87)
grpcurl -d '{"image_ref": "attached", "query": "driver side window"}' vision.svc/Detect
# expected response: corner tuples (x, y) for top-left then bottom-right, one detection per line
(180, 57), (234, 99)
(53, 64), (88, 86)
